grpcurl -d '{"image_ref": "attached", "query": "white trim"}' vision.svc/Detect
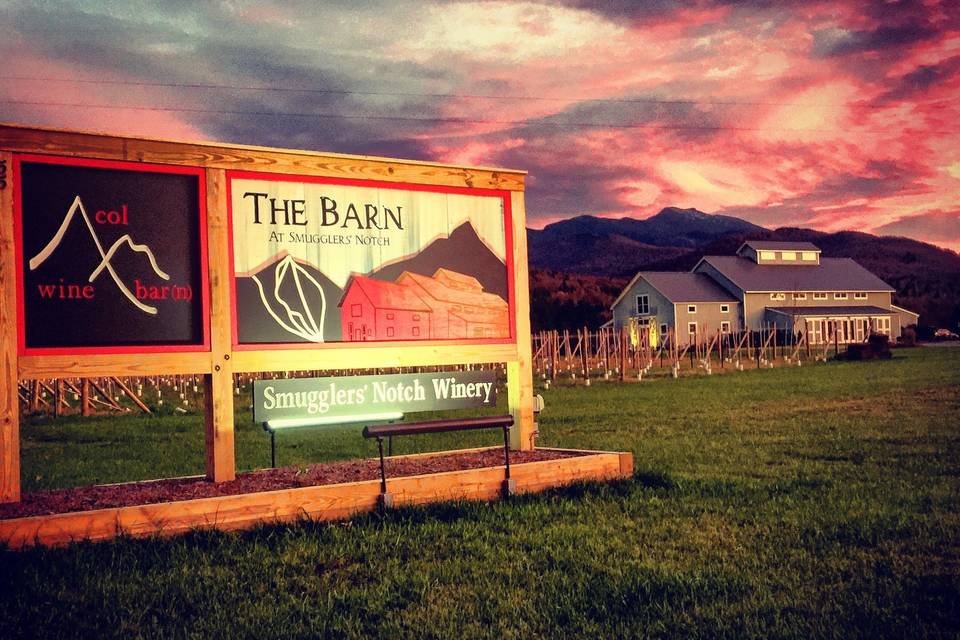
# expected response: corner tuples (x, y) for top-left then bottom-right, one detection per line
(610, 272), (644, 309)
(890, 303), (920, 322)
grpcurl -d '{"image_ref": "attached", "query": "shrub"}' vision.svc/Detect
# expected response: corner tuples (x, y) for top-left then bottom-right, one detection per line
(846, 334), (892, 360)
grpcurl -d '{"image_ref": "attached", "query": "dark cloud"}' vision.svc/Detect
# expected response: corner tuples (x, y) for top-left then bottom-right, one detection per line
(813, 160), (929, 201)
(812, 0), (945, 60)
(875, 210), (960, 242)
(553, 0), (692, 21)
(876, 55), (960, 102)
(503, 91), (726, 146)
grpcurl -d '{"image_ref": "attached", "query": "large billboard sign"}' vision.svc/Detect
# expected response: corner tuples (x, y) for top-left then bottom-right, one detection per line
(14, 156), (208, 354)
(227, 172), (514, 347)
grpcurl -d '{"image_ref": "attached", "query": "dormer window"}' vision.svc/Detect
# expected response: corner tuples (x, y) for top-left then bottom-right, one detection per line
(801, 251), (817, 261)
(758, 250), (776, 261)
(781, 251), (796, 261)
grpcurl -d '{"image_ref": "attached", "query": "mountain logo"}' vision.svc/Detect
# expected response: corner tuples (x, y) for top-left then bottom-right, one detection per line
(28, 195), (170, 315)
(251, 253), (327, 342)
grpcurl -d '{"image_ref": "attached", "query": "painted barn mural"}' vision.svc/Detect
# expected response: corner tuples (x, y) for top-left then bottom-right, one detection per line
(229, 172), (511, 345)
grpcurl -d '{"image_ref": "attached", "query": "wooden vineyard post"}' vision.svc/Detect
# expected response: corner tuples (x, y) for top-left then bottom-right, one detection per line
(580, 327), (589, 381)
(620, 327), (629, 382)
(203, 169), (236, 482)
(834, 321), (839, 358)
(0, 150), (20, 502)
(81, 379), (92, 417)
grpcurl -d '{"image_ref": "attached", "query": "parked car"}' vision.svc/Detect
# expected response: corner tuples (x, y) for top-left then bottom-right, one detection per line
(934, 328), (960, 340)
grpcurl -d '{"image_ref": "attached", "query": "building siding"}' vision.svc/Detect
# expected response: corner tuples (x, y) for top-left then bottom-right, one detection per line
(674, 301), (741, 344)
(746, 291), (894, 331)
(611, 279), (674, 334)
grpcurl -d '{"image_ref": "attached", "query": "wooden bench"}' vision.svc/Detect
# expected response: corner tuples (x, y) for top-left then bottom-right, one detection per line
(363, 414), (516, 506)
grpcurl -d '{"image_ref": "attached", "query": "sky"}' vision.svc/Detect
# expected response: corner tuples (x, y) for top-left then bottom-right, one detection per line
(1, 0), (958, 250)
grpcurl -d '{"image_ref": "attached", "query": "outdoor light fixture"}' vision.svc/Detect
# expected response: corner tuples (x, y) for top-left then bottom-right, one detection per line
(264, 411), (403, 431)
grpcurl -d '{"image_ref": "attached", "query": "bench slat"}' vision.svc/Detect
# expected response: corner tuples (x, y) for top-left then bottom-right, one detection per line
(363, 415), (513, 439)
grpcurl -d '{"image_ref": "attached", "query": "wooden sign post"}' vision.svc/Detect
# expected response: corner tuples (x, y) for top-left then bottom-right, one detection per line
(0, 124), (534, 503)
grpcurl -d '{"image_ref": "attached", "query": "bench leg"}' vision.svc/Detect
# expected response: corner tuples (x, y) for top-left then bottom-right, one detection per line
(502, 426), (515, 497)
(375, 438), (395, 509)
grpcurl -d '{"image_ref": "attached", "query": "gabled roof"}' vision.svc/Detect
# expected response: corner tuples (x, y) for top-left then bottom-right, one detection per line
(699, 256), (894, 293)
(739, 240), (821, 252)
(612, 272), (738, 308)
(339, 275), (431, 311)
(433, 268), (483, 292)
(398, 271), (507, 308)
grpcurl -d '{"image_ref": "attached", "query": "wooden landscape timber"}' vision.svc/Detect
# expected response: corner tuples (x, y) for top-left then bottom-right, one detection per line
(0, 123), (547, 505)
(0, 448), (632, 549)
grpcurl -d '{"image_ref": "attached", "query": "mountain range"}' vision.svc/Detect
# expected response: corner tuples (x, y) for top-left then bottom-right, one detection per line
(527, 207), (960, 332)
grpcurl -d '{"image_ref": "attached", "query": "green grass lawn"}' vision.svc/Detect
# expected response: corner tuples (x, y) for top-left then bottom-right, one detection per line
(3, 347), (959, 638)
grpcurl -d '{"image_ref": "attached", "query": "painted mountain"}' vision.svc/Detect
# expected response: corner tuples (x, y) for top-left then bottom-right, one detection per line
(369, 221), (509, 300)
(235, 221), (508, 344)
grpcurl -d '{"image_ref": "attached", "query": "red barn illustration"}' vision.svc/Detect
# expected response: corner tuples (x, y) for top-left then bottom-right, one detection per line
(338, 275), (431, 341)
(338, 268), (509, 341)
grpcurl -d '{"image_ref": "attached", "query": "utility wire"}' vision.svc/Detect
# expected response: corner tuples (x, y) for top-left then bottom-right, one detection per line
(3, 98), (957, 135)
(0, 74), (951, 110)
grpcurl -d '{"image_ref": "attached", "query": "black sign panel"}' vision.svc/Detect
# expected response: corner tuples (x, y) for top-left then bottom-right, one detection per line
(17, 157), (206, 352)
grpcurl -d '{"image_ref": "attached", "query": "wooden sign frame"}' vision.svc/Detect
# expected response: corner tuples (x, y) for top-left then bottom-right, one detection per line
(0, 123), (534, 504)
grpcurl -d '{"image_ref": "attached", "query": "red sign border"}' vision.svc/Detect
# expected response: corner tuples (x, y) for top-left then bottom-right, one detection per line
(12, 154), (211, 356)
(225, 170), (516, 351)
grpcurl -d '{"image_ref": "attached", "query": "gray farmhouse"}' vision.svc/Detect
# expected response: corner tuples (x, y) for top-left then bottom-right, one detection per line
(611, 241), (919, 345)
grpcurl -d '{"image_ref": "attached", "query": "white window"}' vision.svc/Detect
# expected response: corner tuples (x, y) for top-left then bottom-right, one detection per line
(758, 250), (776, 261)
(807, 319), (824, 344)
(801, 251), (817, 261)
(873, 317), (891, 335)
(688, 322), (698, 336)
(769, 293), (786, 301)
(720, 304), (729, 313)
(813, 292), (828, 300)
(688, 304), (697, 313)
(854, 292), (868, 300)
(793, 293), (807, 300)
(660, 323), (668, 336)
(636, 294), (649, 315)
(781, 251), (797, 261)
(721, 321), (731, 333)
(834, 292), (848, 300)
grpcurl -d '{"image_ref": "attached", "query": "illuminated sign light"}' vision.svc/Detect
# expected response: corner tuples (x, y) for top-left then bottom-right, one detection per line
(264, 411), (403, 432)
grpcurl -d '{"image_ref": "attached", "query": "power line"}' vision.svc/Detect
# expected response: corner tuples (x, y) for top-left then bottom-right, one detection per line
(3, 99), (957, 135)
(0, 74), (951, 110)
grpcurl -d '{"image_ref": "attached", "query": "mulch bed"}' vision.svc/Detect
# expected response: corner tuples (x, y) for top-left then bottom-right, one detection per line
(0, 448), (581, 520)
